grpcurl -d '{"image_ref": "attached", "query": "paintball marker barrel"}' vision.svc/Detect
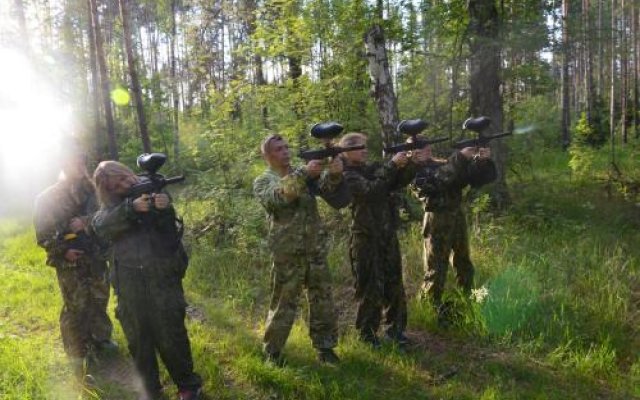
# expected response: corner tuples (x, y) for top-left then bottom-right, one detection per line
(453, 132), (512, 149)
(126, 175), (185, 199)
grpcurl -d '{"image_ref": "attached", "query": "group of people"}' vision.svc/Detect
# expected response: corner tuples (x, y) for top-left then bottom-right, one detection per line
(253, 128), (496, 365)
(32, 123), (496, 400)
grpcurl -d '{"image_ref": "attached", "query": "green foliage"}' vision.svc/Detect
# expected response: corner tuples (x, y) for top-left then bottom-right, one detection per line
(568, 113), (599, 179)
(572, 112), (606, 148)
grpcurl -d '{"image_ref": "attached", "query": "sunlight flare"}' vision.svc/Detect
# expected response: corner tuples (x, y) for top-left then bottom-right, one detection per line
(0, 47), (71, 185)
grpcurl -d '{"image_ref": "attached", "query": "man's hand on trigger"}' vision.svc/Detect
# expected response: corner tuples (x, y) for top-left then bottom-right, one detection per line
(152, 193), (171, 210)
(392, 152), (409, 168)
(411, 148), (430, 164)
(459, 147), (476, 159)
(477, 147), (491, 159)
(132, 194), (152, 213)
(305, 160), (323, 179)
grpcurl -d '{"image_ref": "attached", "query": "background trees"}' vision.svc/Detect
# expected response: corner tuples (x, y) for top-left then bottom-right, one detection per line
(2, 0), (640, 202)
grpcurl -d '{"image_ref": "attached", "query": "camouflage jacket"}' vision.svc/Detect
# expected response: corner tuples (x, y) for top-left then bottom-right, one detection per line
(343, 161), (416, 237)
(91, 188), (186, 272)
(253, 166), (348, 255)
(33, 177), (101, 268)
(411, 152), (496, 212)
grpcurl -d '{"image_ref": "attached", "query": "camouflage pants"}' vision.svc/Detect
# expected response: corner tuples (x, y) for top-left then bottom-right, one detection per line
(350, 232), (407, 340)
(263, 251), (338, 354)
(114, 259), (201, 395)
(422, 207), (474, 306)
(55, 259), (112, 358)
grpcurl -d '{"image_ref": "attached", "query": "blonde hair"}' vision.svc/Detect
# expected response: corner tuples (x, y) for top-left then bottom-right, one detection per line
(93, 161), (137, 207)
(338, 132), (367, 148)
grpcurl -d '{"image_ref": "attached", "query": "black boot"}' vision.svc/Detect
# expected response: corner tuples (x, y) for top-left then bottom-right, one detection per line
(317, 348), (340, 364)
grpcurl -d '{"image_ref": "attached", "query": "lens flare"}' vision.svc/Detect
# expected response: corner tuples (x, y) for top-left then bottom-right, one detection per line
(111, 87), (131, 106)
(0, 47), (71, 207)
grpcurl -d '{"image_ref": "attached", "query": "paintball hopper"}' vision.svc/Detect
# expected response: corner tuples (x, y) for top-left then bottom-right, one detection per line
(137, 153), (167, 175)
(463, 116), (491, 133)
(383, 118), (447, 155)
(310, 122), (344, 140)
(398, 119), (429, 136)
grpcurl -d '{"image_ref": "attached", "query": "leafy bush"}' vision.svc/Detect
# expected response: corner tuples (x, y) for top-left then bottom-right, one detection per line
(568, 113), (598, 179)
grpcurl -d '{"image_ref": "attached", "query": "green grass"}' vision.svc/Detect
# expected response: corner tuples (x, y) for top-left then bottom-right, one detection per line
(1, 147), (639, 399)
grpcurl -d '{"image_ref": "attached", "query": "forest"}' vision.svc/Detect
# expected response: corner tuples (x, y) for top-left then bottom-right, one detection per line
(0, 0), (639, 399)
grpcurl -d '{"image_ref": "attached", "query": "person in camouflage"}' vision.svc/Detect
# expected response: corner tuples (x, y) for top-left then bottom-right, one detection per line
(33, 142), (115, 374)
(92, 161), (202, 400)
(338, 132), (421, 348)
(410, 140), (496, 323)
(253, 133), (349, 365)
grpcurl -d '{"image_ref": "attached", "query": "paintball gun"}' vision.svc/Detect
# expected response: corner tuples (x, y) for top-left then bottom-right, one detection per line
(298, 122), (365, 161)
(383, 119), (448, 155)
(453, 116), (512, 149)
(127, 153), (185, 199)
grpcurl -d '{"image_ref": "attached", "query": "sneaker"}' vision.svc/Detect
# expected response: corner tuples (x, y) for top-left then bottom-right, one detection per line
(178, 387), (202, 400)
(317, 348), (340, 364)
(264, 351), (286, 367)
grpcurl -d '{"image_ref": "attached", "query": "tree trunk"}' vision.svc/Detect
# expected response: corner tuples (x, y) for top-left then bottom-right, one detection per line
(561, 0), (571, 149)
(598, 0), (605, 97)
(610, 0), (617, 163)
(620, 0), (628, 143)
(170, 0), (181, 163)
(584, 0), (595, 124)
(88, 0), (118, 160)
(119, 0), (152, 153)
(468, 0), (509, 207)
(364, 24), (400, 148)
(87, 0), (102, 158)
(634, 0), (639, 137)
(13, 0), (31, 56)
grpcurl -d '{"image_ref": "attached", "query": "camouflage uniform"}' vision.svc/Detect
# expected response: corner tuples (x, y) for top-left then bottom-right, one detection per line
(92, 192), (201, 396)
(343, 161), (415, 341)
(33, 177), (113, 359)
(253, 167), (348, 355)
(411, 153), (496, 306)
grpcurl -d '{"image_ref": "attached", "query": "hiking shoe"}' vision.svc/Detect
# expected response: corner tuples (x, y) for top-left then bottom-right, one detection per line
(264, 351), (286, 367)
(317, 348), (340, 364)
(178, 387), (202, 400)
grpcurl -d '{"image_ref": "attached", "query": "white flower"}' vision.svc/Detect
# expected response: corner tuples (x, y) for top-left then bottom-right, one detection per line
(470, 286), (489, 303)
